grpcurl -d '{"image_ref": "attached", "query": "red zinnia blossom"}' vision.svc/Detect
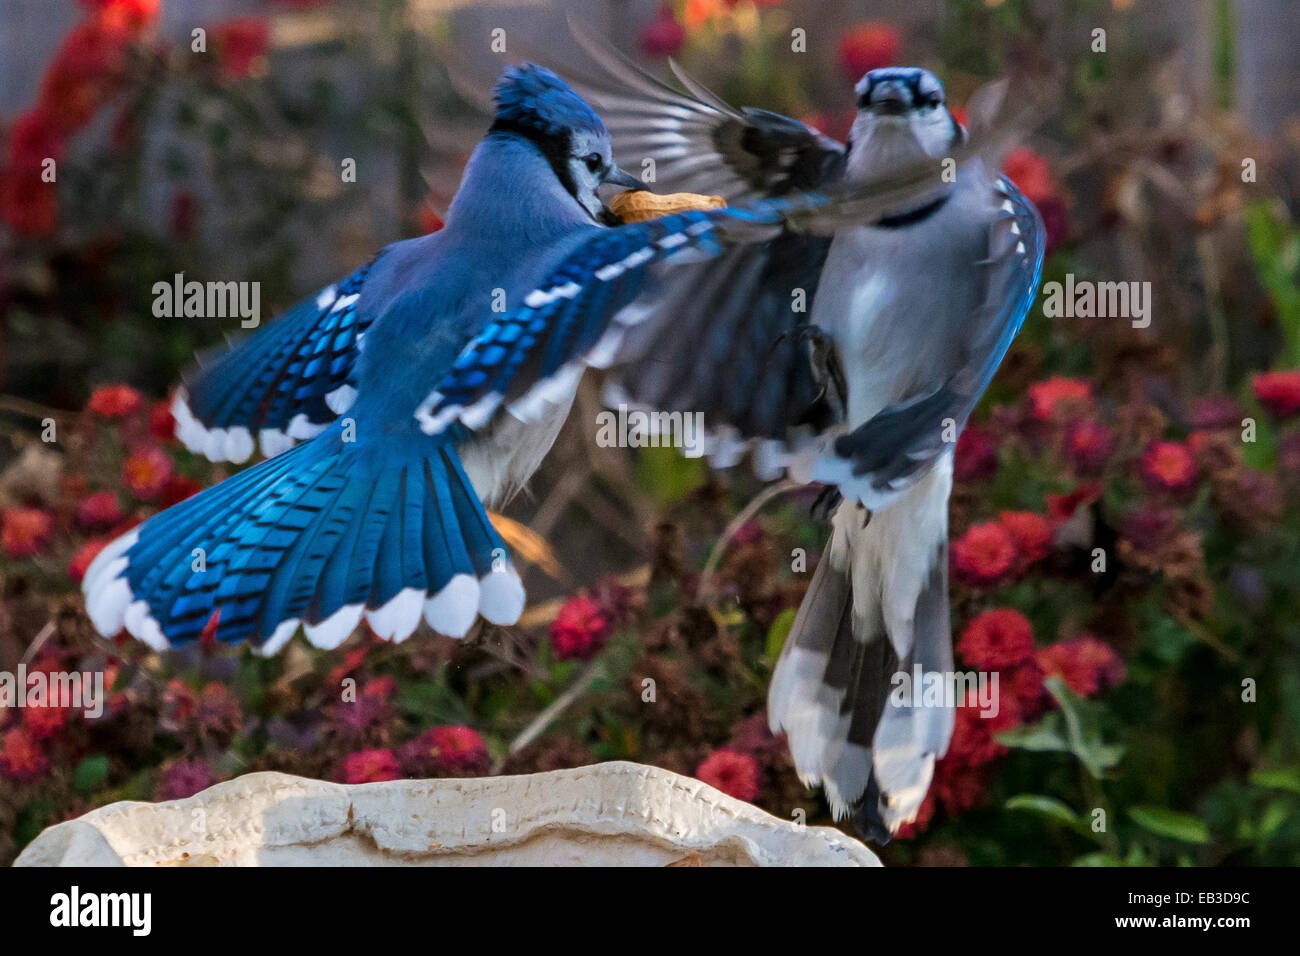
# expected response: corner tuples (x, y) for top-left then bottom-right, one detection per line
(696, 749), (760, 802)
(122, 445), (173, 500)
(68, 539), (108, 583)
(958, 608), (1034, 670)
(639, 5), (686, 58)
(943, 690), (1015, 766)
(1002, 147), (1054, 203)
(838, 22), (900, 81)
(39, 18), (133, 131)
(398, 725), (490, 778)
(154, 759), (216, 801)
(88, 383), (142, 418)
(340, 748), (402, 784)
(998, 511), (1052, 566)
(550, 594), (611, 661)
(213, 18), (269, 81)
(954, 424), (998, 482)
(1035, 636), (1125, 698)
(0, 727), (50, 783)
(1027, 376), (1093, 421)
(0, 168), (58, 237)
(1139, 440), (1197, 492)
(80, 0), (160, 30)
(1252, 370), (1300, 418)
(1065, 420), (1113, 473)
(951, 521), (1017, 586)
(1, 507), (54, 558)
(76, 491), (123, 529)
(21, 703), (70, 740)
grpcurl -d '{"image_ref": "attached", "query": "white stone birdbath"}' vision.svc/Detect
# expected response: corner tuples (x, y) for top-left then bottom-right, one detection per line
(14, 761), (878, 866)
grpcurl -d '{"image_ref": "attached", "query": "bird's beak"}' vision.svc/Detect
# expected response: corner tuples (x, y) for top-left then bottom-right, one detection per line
(603, 164), (643, 189)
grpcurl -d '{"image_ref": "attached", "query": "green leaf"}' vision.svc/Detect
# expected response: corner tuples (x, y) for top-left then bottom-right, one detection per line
(1072, 852), (1125, 867)
(1128, 806), (1210, 844)
(1250, 767), (1300, 794)
(765, 608), (797, 662)
(1005, 794), (1082, 828)
(996, 713), (1071, 753)
(73, 755), (110, 795)
(1043, 677), (1125, 778)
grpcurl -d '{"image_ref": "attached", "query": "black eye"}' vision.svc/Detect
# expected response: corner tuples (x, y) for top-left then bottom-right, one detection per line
(920, 91), (943, 108)
(583, 153), (603, 174)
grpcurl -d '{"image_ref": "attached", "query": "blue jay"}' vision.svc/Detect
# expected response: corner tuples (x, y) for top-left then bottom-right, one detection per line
(81, 64), (875, 653)
(566, 47), (1045, 841)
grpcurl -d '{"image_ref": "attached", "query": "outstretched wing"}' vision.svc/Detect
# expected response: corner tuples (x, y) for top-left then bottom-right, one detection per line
(814, 176), (1045, 508)
(570, 22), (844, 202)
(172, 256), (381, 463)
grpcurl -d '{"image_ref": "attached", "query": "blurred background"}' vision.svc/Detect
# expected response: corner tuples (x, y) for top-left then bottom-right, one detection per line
(2, 0), (1300, 866)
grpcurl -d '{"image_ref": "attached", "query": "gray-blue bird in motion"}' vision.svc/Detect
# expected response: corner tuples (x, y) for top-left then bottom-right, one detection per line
(570, 50), (1044, 841)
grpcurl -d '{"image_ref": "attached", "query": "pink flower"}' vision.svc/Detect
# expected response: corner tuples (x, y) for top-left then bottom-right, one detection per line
(1252, 370), (1300, 418)
(122, 445), (173, 500)
(154, 759), (216, 801)
(340, 748), (402, 784)
(2, 507), (54, 558)
(951, 521), (1017, 586)
(998, 511), (1053, 567)
(1065, 420), (1114, 473)
(398, 725), (490, 778)
(76, 491), (122, 529)
(958, 609), (1034, 670)
(639, 5), (685, 58)
(68, 539), (108, 583)
(1035, 636), (1125, 697)
(1139, 440), (1198, 492)
(838, 22), (901, 81)
(88, 383), (142, 418)
(696, 749), (760, 802)
(550, 594), (611, 661)
(1027, 376), (1093, 421)
(954, 424), (998, 482)
(0, 727), (50, 783)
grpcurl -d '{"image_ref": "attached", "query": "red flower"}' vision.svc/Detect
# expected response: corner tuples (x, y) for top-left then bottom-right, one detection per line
(696, 749), (760, 802)
(1035, 636), (1125, 698)
(69, 539), (108, 583)
(398, 725), (490, 778)
(1139, 440), (1197, 492)
(38, 19), (133, 131)
(76, 491), (123, 529)
(0, 727), (50, 783)
(958, 609), (1034, 670)
(1065, 420), (1113, 473)
(550, 594), (610, 661)
(88, 383), (142, 418)
(122, 445), (173, 500)
(1046, 482), (1100, 522)
(951, 521), (1017, 586)
(340, 748), (401, 784)
(838, 22), (900, 81)
(999, 511), (1052, 566)
(213, 18), (269, 81)
(7, 110), (67, 167)
(148, 399), (176, 442)
(80, 0), (160, 30)
(0, 168), (58, 237)
(21, 703), (71, 740)
(2, 507), (54, 558)
(954, 424), (998, 482)
(154, 759), (215, 801)
(639, 6), (686, 58)
(1027, 376), (1092, 421)
(1002, 147), (1054, 203)
(1252, 370), (1300, 418)
(159, 475), (201, 507)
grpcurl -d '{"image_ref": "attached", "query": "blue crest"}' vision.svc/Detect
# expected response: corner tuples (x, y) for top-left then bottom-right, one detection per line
(492, 63), (607, 141)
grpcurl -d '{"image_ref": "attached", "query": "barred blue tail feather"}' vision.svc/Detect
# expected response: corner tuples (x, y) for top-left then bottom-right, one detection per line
(173, 258), (378, 463)
(82, 424), (524, 652)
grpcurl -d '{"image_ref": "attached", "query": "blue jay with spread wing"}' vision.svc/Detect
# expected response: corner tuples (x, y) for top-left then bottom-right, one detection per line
(566, 46), (1045, 841)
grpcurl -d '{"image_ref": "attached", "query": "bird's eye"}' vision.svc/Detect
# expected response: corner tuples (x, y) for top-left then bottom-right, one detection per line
(920, 91), (943, 108)
(583, 153), (603, 174)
